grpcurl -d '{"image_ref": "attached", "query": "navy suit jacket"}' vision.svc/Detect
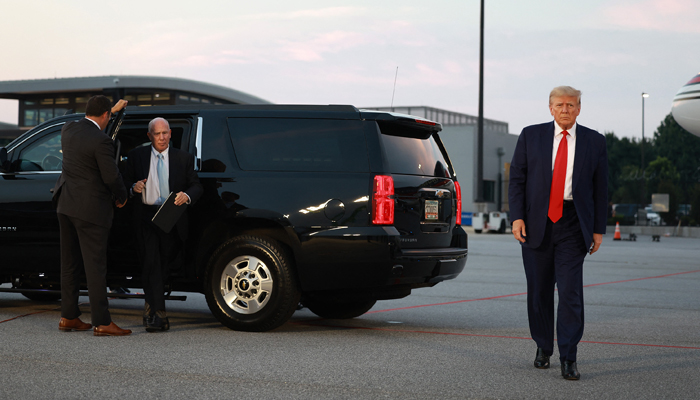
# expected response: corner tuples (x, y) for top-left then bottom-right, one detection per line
(508, 121), (608, 249)
(123, 144), (203, 240)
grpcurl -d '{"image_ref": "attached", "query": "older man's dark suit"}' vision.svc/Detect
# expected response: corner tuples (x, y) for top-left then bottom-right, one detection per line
(53, 118), (127, 326)
(509, 121), (607, 362)
(123, 145), (202, 314)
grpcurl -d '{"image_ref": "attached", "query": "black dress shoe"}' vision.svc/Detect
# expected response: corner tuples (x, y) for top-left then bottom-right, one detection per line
(561, 360), (581, 380)
(146, 315), (170, 332)
(534, 347), (550, 369)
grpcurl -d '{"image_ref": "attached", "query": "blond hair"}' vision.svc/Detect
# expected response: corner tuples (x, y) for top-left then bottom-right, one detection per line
(549, 86), (581, 105)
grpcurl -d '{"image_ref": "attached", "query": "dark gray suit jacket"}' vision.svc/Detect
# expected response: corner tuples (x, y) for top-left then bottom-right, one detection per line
(508, 121), (608, 249)
(53, 118), (127, 228)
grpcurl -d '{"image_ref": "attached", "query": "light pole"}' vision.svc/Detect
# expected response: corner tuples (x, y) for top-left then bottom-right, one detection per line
(475, 0), (485, 207)
(641, 92), (649, 208)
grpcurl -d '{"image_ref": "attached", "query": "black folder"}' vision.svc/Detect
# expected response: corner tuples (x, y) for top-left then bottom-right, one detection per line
(151, 192), (186, 233)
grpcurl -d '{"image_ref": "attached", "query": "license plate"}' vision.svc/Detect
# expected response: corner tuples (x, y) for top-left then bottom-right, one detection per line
(425, 200), (439, 220)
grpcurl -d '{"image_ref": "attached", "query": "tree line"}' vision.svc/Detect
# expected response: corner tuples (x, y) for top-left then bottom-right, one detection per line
(606, 113), (700, 225)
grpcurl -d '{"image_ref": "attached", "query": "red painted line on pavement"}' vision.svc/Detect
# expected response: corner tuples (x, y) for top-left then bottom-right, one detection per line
(367, 269), (700, 314)
(582, 269), (700, 288)
(365, 292), (528, 314)
(296, 321), (700, 350)
(0, 309), (55, 324)
(340, 268), (700, 351)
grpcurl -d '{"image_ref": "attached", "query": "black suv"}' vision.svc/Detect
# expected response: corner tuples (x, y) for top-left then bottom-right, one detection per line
(0, 104), (468, 331)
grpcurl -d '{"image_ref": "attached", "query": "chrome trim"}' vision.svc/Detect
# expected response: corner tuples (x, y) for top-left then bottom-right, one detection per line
(195, 117), (203, 171)
(6, 122), (68, 152)
(0, 171), (61, 176)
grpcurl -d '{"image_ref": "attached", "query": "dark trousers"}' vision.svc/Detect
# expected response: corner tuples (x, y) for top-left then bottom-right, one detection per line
(139, 208), (178, 314)
(521, 201), (588, 362)
(58, 213), (112, 326)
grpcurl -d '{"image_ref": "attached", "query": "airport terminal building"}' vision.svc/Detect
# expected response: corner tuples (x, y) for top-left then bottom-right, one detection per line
(0, 75), (517, 217)
(0, 75), (271, 130)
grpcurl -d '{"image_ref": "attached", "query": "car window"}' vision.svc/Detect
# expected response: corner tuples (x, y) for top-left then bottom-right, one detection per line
(379, 131), (450, 177)
(227, 118), (369, 172)
(16, 127), (63, 172)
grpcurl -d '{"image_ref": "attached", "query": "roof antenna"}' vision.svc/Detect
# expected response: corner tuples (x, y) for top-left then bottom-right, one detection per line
(391, 66), (398, 108)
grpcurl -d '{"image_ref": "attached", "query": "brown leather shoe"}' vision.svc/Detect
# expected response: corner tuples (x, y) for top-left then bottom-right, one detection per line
(93, 322), (132, 336)
(59, 317), (92, 332)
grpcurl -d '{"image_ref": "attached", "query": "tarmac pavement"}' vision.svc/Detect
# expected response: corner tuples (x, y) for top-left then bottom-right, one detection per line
(1, 231), (698, 399)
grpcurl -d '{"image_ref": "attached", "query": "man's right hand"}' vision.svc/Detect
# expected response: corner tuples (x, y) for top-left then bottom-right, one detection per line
(111, 99), (128, 114)
(512, 219), (527, 243)
(132, 179), (147, 194)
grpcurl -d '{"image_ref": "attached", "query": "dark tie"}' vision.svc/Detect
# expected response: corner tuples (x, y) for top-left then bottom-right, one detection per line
(548, 130), (568, 223)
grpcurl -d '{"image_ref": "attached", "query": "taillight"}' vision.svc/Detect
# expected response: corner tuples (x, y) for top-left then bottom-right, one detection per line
(372, 175), (394, 225)
(414, 119), (437, 126)
(454, 181), (462, 225)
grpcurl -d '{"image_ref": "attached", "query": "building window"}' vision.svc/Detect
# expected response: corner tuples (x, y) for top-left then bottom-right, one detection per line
(39, 109), (54, 123)
(483, 180), (495, 202)
(24, 109), (38, 126)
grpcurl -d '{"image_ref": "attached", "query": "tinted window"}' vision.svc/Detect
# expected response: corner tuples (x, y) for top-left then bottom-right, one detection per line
(227, 118), (368, 172)
(380, 131), (450, 177)
(17, 127), (63, 171)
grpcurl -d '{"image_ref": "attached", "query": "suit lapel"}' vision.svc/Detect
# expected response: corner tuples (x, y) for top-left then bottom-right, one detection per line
(140, 146), (151, 180)
(572, 125), (588, 193)
(541, 122), (555, 189)
(167, 149), (174, 189)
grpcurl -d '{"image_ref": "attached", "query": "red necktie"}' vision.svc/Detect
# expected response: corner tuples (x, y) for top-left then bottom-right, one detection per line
(548, 130), (568, 223)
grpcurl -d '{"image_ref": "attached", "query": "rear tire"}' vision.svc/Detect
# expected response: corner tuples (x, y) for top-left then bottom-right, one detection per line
(204, 235), (300, 332)
(303, 297), (376, 319)
(498, 220), (506, 234)
(474, 229), (482, 233)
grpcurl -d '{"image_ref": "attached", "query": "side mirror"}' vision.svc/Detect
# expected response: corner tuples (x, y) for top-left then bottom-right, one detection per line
(0, 147), (8, 172)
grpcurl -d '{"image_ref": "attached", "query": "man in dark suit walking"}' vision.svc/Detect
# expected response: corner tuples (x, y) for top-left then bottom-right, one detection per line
(509, 86), (608, 380)
(54, 95), (132, 336)
(124, 117), (202, 332)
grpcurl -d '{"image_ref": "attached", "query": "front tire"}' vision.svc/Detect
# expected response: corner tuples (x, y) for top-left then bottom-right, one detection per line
(204, 235), (300, 332)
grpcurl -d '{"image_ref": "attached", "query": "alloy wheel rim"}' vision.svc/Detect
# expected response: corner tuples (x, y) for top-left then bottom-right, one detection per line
(220, 255), (273, 314)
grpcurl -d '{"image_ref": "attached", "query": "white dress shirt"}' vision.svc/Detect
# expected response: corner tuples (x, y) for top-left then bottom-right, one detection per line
(142, 145), (170, 206)
(552, 122), (576, 201)
(85, 117), (101, 130)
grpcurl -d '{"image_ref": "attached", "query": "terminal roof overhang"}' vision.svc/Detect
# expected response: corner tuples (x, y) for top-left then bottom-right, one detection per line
(0, 75), (271, 104)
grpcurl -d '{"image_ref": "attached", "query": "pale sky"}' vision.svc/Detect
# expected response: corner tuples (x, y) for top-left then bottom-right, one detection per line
(1, 0), (698, 139)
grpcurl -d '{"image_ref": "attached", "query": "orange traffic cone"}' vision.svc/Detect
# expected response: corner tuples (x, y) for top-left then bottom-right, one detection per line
(613, 222), (621, 241)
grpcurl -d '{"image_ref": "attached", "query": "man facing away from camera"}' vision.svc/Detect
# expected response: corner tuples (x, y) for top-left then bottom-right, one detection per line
(54, 95), (132, 336)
